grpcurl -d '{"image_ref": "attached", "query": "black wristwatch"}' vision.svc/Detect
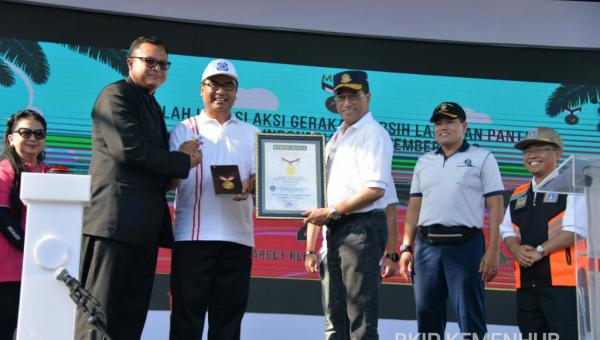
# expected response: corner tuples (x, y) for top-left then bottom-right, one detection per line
(305, 251), (316, 257)
(329, 206), (341, 221)
(385, 252), (400, 262)
(400, 244), (413, 254)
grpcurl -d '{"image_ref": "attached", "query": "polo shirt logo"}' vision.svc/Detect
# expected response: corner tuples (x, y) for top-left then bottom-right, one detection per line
(457, 158), (474, 167)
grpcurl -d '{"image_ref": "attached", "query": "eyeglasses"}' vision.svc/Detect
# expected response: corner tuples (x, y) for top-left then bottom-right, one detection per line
(202, 81), (236, 92)
(13, 128), (47, 140)
(523, 146), (557, 155)
(334, 94), (365, 104)
(129, 56), (171, 70)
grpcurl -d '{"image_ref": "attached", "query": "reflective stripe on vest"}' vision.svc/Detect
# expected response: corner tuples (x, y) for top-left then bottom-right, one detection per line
(510, 182), (575, 288)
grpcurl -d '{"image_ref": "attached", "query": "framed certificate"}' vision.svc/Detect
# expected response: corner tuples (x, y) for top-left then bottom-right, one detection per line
(256, 133), (326, 219)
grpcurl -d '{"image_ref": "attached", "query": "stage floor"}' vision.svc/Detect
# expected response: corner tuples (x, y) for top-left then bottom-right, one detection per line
(142, 311), (519, 339)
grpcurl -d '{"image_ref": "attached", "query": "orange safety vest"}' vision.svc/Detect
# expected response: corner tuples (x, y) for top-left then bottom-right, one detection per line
(509, 181), (576, 289)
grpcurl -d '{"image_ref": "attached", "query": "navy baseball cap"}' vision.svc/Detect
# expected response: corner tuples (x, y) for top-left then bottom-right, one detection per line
(333, 70), (369, 93)
(430, 102), (467, 122)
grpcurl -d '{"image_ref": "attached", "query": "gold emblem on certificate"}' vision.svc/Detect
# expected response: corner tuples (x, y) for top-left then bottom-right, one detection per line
(281, 157), (300, 176)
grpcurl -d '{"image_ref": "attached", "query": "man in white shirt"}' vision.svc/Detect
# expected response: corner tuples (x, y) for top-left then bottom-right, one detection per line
(168, 59), (259, 340)
(304, 180), (399, 340)
(303, 70), (394, 339)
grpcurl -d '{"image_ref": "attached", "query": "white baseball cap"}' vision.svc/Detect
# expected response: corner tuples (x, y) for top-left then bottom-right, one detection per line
(201, 59), (238, 83)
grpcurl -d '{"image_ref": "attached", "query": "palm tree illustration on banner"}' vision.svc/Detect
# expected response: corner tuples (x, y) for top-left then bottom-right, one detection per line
(0, 38), (128, 113)
(545, 84), (600, 132)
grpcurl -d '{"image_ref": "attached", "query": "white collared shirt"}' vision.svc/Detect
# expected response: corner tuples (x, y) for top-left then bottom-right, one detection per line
(500, 177), (587, 239)
(169, 111), (259, 246)
(325, 112), (393, 212)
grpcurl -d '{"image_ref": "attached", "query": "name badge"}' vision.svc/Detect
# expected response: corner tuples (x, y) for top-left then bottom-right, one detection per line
(543, 192), (559, 203)
(514, 195), (527, 210)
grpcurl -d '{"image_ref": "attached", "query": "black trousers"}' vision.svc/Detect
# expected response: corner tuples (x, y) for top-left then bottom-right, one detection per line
(0, 281), (20, 340)
(169, 241), (252, 340)
(75, 235), (158, 340)
(517, 286), (578, 340)
(326, 210), (387, 340)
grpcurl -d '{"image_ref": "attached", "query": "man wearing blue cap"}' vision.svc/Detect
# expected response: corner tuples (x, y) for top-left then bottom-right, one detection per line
(399, 102), (505, 339)
(304, 70), (393, 339)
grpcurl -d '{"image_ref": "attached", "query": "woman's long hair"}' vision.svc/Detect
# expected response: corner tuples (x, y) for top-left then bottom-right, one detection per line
(2, 109), (47, 224)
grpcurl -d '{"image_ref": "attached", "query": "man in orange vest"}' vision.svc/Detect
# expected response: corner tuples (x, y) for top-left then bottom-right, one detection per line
(500, 127), (587, 340)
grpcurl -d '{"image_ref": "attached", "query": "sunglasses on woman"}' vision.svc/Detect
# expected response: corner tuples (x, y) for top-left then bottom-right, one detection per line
(13, 128), (47, 140)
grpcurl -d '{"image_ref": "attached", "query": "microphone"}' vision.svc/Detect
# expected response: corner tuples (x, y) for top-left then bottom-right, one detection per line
(55, 267), (71, 282)
(55, 267), (101, 306)
(54, 267), (112, 340)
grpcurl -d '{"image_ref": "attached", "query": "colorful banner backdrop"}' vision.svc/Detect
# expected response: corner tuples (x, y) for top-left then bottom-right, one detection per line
(2, 38), (599, 289)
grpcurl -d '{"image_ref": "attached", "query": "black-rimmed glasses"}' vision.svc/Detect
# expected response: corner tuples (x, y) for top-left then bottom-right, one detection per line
(130, 56), (172, 70)
(202, 81), (237, 92)
(13, 128), (47, 140)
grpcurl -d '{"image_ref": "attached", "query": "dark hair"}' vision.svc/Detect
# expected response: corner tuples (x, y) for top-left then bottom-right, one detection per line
(2, 109), (47, 224)
(128, 35), (168, 56)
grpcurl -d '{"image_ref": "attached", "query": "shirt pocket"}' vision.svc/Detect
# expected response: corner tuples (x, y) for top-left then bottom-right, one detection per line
(418, 168), (441, 195)
(455, 167), (481, 190)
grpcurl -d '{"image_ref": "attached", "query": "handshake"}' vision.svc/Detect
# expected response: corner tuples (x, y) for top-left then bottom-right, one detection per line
(178, 140), (202, 167)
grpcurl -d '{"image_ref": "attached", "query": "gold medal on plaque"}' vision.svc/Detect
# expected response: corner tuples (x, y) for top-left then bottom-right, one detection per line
(219, 176), (235, 190)
(281, 157), (300, 176)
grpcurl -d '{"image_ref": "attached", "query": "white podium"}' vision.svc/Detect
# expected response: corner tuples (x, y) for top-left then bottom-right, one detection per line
(538, 155), (600, 340)
(15, 173), (91, 340)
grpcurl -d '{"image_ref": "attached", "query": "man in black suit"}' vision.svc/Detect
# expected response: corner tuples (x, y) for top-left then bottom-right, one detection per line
(75, 36), (200, 340)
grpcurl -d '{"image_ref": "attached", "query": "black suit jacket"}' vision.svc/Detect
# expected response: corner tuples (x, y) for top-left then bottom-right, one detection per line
(83, 78), (190, 248)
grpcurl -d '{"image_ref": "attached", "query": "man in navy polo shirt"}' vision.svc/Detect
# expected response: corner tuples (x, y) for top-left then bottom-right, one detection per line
(399, 102), (505, 339)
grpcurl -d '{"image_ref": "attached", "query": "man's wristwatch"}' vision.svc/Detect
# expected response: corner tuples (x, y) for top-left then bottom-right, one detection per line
(400, 244), (413, 254)
(329, 206), (341, 221)
(385, 252), (400, 263)
(536, 244), (546, 256)
(305, 251), (316, 257)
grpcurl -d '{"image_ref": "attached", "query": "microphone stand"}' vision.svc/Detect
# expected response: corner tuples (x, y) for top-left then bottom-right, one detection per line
(55, 268), (113, 340)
